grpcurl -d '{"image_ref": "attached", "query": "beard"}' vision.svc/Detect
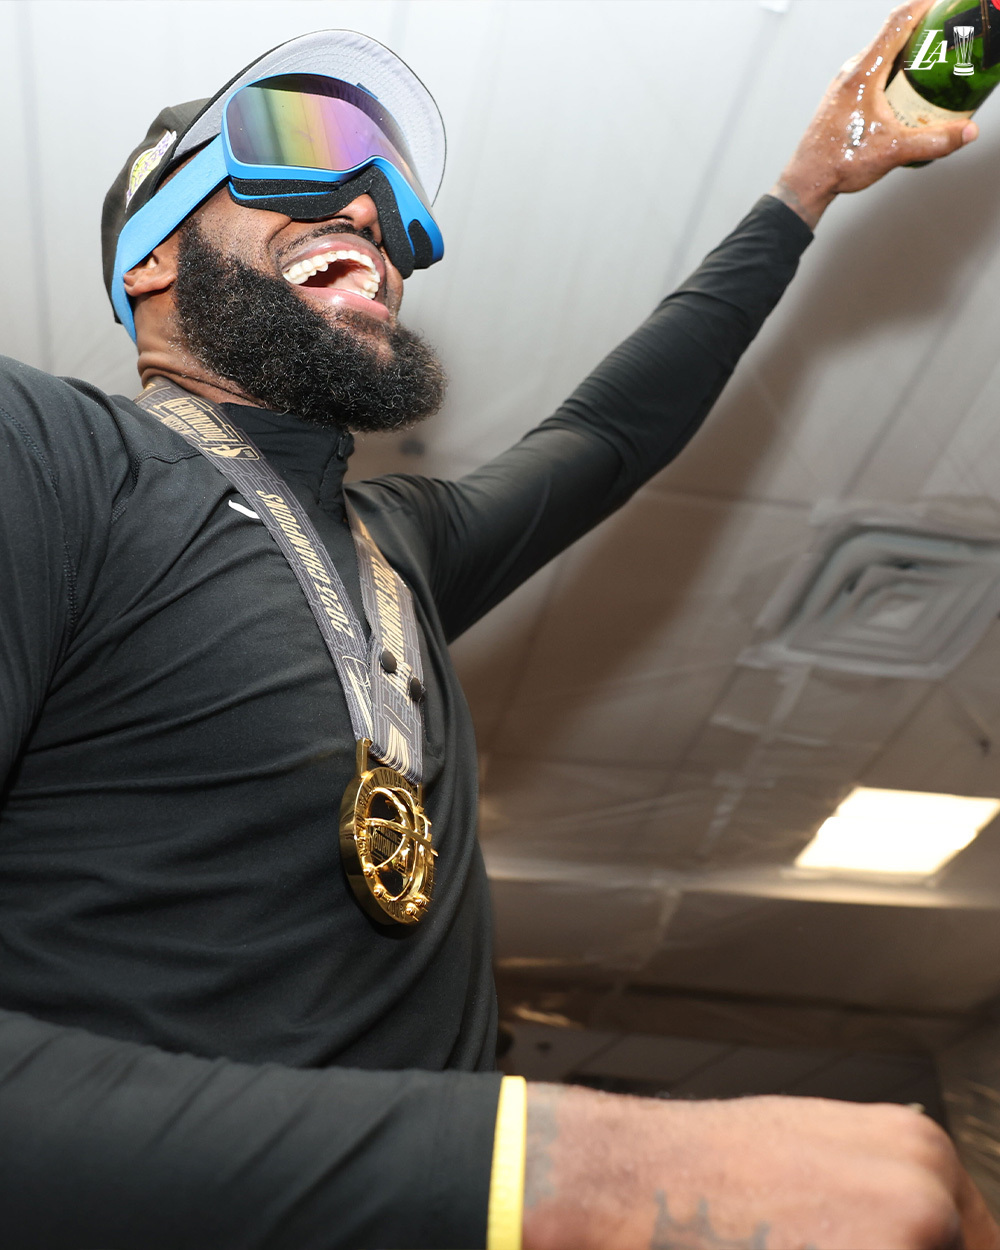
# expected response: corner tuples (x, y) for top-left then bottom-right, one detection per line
(171, 220), (447, 433)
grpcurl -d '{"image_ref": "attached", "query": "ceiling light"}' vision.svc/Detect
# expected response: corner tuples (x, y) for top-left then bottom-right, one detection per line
(795, 787), (1000, 877)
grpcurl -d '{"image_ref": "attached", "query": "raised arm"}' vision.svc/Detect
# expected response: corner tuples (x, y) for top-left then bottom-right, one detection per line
(377, 0), (979, 644)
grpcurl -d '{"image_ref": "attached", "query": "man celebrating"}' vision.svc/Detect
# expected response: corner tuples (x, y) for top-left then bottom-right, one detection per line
(0, 6), (994, 1249)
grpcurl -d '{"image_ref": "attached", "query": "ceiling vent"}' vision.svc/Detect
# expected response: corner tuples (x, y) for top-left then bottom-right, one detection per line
(742, 525), (1000, 679)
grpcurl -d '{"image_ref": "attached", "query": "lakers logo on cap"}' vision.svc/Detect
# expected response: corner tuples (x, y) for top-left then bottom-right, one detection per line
(126, 129), (177, 207)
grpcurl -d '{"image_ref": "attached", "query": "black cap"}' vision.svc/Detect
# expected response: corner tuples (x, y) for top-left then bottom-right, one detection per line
(100, 29), (446, 321)
(100, 100), (209, 304)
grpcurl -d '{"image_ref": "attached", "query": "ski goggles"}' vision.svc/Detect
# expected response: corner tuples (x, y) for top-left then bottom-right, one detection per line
(111, 72), (444, 340)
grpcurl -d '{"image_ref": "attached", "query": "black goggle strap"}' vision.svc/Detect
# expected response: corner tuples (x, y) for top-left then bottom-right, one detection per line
(228, 165), (434, 278)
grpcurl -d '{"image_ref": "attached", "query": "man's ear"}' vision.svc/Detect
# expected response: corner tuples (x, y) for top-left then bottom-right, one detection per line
(123, 237), (179, 298)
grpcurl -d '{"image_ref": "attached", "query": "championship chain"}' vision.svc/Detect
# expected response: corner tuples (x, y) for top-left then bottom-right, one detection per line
(136, 380), (432, 927)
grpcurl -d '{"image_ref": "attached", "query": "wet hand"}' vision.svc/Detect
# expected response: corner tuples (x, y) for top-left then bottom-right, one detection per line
(772, 0), (978, 229)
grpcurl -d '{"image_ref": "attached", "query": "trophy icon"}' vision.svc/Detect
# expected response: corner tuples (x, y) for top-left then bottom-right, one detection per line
(953, 25), (976, 76)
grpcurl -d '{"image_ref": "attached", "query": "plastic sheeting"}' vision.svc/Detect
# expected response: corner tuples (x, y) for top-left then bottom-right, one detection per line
(490, 859), (1000, 1012)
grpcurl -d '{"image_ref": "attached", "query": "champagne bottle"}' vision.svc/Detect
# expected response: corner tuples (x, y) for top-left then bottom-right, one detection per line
(884, 0), (1000, 126)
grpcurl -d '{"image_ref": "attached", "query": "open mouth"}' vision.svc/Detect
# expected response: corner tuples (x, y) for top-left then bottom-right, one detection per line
(282, 247), (381, 301)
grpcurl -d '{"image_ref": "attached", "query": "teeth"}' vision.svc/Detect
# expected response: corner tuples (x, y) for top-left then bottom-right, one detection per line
(282, 247), (380, 298)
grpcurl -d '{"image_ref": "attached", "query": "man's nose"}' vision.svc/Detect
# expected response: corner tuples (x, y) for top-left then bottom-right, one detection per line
(333, 193), (381, 242)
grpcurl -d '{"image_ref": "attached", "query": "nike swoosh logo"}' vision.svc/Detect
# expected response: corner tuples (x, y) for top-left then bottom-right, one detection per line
(228, 499), (261, 521)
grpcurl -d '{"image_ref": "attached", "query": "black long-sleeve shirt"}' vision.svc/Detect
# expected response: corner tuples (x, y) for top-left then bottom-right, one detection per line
(0, 195), (812, 1248)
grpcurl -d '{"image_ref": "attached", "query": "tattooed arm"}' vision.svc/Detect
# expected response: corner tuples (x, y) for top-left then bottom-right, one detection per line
(521, 1083), (1000, 1250)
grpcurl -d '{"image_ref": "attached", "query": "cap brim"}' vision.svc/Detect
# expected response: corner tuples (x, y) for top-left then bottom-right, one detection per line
(176, 29), (445, 203)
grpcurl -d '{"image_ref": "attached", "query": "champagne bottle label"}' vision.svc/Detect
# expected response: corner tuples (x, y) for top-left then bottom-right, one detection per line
(885, 0), (1000, 123)
(884, 62), (975, 124)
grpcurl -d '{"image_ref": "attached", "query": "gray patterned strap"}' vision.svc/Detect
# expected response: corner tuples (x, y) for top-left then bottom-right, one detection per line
(134, 377), (424, 783)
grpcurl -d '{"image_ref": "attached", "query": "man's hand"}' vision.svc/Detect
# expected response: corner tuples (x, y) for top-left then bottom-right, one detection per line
(772, 0), (978, 229)
(522, 1083), (1000, 1250)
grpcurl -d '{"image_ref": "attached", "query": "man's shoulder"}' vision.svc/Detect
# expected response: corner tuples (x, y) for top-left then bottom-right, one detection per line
(0, 356), (197, 481)
(0, 354), (112, 408)
(0, 355), (124, 449)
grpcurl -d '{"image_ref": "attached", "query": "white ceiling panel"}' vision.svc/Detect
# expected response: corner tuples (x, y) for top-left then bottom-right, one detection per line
(864, 701), (1000, 798)
(483, 494), (811, 764)
(482, 765), (710, 867)
(447, 561), (560, 752)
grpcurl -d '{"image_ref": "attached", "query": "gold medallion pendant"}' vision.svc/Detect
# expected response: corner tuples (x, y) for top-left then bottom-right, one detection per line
(340, 739), (435, 925)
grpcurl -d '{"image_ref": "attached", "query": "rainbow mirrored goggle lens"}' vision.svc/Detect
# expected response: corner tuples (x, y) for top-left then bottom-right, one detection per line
(112, 73), (444, 340)
(224, 73), (432, 211)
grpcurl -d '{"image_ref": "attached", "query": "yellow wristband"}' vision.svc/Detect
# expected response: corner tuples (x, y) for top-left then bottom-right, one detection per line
(486, 1075), (527, 1250)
